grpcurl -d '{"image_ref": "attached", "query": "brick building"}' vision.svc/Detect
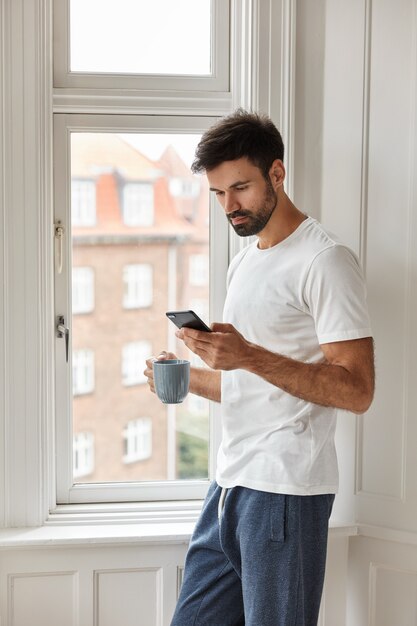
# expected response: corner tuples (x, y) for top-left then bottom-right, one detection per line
(70, 134), (210, 483)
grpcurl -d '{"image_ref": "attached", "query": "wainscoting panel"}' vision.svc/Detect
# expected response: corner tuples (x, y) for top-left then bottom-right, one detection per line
(0, 532), (350, 626)
(0, 542), (185, 626)
(358, 0), (417, 504)
(370, 563), (417, 626)
(94, 568), (163, 626)
(347, 534), (417, 626)
(8, 571), (78, 626)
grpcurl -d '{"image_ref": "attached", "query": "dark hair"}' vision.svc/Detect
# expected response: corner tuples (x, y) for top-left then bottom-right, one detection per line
(191, 109), (284, 179)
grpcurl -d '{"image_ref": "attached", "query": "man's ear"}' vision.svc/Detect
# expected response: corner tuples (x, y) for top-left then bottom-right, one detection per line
(269, 159), (285, 189)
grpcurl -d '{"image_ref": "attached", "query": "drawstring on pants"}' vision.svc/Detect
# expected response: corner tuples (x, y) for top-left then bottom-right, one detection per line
(217, 487), (228, 523)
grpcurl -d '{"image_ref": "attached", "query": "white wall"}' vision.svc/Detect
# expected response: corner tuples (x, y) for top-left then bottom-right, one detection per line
(295, 0), (417, 623)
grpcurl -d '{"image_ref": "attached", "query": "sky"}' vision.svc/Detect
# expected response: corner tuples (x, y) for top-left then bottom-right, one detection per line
(70, 0), (211, 75)
(119, 133), (201, 170)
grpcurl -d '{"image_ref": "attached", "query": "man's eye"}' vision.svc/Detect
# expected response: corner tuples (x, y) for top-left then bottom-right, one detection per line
(215, 191), (224, 196)
(236, 186), (248, 191)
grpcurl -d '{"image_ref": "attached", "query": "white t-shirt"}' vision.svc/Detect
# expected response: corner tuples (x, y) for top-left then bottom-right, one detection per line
(217, 216), (372, 495)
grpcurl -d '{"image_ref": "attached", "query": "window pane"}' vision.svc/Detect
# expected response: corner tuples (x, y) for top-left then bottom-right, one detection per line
(71, 131), (210, 484)
(70, 0), (211, 76)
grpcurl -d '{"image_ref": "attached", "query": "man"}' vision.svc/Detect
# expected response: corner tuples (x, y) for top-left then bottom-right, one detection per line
(144, 109), (374, 625)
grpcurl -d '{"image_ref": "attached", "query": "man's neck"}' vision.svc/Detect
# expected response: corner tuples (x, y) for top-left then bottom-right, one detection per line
(257, 197), (308, 249)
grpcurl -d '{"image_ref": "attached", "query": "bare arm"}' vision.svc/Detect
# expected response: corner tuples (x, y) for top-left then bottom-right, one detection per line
(176, 325), (375, 415)
(190, 367), (221, 403)
(242, 336), (375, 414)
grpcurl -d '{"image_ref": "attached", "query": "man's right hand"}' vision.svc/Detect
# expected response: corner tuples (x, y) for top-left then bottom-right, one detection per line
(144, 351), (178, 395)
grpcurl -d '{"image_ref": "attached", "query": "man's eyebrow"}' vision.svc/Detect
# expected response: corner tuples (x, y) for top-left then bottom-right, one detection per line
(209, 179), (251, 192)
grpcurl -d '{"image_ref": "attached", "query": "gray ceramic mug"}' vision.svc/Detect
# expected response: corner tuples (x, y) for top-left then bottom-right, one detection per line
(153, 359), (190, 404)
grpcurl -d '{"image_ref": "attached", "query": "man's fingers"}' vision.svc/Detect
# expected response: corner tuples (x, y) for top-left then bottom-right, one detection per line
(145, 351), (176, 368)
(210, 322), (236, 333)
(177, 327), (214, 342)
(144, 351), (178, 393)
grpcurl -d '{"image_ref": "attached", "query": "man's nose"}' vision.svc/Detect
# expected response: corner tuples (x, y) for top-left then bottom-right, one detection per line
(224, 192), (239, 214)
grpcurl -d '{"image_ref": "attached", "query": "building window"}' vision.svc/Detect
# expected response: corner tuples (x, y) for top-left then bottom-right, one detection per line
(72, 349), (95, 395)
(169, 177), (200, 198)
(123, 183), (154, 226)
(72, 266), (94, 314)
(123, 418), (152, 464)
(73, 432), (94, 478)
(123, 264), (153, 309)
(189, 254), (209, 286)
(122, 341), (151, 386)
(71, 179), (96, 226)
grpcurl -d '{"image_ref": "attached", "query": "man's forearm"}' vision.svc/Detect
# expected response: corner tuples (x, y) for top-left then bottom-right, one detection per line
(190, 368), (221, 403)
(242, 344), (372, 414)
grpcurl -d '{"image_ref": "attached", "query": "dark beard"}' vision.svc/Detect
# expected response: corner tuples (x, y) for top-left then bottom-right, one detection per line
(228, 181), (278, 237)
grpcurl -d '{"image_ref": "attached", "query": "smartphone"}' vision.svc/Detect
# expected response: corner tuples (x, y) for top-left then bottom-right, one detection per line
(166, 310), (212, 333)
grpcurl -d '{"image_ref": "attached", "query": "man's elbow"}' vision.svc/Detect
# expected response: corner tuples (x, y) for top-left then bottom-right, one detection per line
(351, 386), (374, 414)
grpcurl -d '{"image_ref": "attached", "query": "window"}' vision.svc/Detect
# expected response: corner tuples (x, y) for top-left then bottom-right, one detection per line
(123, 264), (153, 309)
(1, 0), (293, 527)
(54, 0), (230, 91)
(72, 267), (94, 314)
(71, 180), (96, 226)
(53, 0), (231, 506)
(169, 178), (201, 199)
(72, 349), (95, 396)
(123, 183), (154, 226)
(122, 341), (151, 386)
(189, 254), (209, 286)
(123, 418), (152, 464)
(55, 116), (227, 502)
(73, 432), (95, 477)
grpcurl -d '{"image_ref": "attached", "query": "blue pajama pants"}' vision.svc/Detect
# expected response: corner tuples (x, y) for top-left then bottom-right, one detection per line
(171, 481), (335, 626)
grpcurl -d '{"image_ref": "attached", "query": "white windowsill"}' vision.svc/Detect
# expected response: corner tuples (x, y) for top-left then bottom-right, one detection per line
(0, 521), (358, 550)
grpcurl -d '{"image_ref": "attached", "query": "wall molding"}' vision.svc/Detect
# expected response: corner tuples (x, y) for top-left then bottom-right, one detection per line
(358, 524), (417, 547)
(94, 567), (163, 626)
(8, 570), (78, 626)
(355, 0), (373, 500)
(369, 562), (417, 626)
(1, 0), (54, 527)
(0, 0), (7, 529)
(355, 0), (417, 513)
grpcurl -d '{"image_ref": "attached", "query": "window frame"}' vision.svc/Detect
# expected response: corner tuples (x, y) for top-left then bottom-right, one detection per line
(53, 0), (230, 93)
(54, 113), (228, 504)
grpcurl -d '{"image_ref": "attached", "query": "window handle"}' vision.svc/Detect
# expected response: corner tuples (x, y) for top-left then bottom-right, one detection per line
(55, 221), (65, 274)
(57, 315), (69, 363)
